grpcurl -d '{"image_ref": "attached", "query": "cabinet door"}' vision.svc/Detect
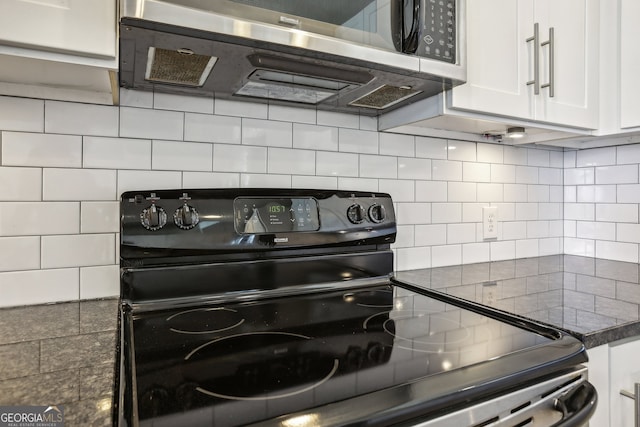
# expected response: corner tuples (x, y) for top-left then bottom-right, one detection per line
(610, 338), (640, 427)
(620, 0), (640, 129)
(0, 0), (116, 58)
(533, 0), (598, 129)
(450, 0), (535, 119)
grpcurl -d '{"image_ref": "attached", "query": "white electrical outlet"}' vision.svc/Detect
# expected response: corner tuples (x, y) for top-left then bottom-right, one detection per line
(483, 206), (498, 240)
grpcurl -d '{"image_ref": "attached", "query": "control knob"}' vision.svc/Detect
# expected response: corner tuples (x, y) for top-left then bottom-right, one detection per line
(174, 203), (199, 230)
(368, 204), (386, 223)
(140, 204), (167, 231)
(346, 204), (365, 224)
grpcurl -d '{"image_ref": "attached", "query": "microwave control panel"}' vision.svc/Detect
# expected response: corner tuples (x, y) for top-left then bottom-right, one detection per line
(419, 0), (457, 63)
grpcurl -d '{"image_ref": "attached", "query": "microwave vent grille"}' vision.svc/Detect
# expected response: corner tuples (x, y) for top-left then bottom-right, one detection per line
(145, 47), (217, 87)
(349, 85), (421, 109)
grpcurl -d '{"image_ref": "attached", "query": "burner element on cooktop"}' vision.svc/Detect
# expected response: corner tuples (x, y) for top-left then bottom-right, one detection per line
(183, 331), (339, 401)
(343, 288), (394, 308)
(167, 307), (245, 335)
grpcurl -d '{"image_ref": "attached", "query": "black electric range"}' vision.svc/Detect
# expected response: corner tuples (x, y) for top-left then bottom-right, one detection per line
(115, 189), (596, 427)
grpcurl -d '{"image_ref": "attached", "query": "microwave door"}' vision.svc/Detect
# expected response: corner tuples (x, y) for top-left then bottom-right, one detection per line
(168, 0), (403, 54)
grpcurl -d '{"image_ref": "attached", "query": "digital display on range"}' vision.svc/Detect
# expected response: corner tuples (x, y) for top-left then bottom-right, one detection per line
(234, 198), (320, 234)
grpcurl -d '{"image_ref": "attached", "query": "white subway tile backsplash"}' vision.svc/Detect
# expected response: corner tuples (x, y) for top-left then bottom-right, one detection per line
(182, 172), (241, 188)
(415, 137), (447, 159)
(84, 136), (151, 170)
(596, 241), (638, 263)
(242, 118), (292, 147)
(0, 236), (40, 272)
(394, 225), (415, 248)
(337, 178), (378, 192)
(617, 184), (640, 203)
(215, 99), (267, 119)
(0, 268), (78, 307)
(0, 202), (79, 236)
(117, 170), (182, 196)
(396, 203), (431, 224)
(184, 113), (241, 144)
(359, 116), (378, 131)
(154, 92), (214, 114)
(380, 133), (415, 157)
(539, 168), (562, 185)
(43, 168), (116, 201)
(516, 203), (539, 220)
(0, 96), (43, 132)
(527, 221), (549, 239)
(477, 183), (503, 202)
(576, 221), (616, 241)
(516, 239), (539, 258)
(528, 185), (550, 202)
(379, 180), (414, 202)
(153, 140), (213, 171)
(448, 182), (476, 202)
(447, 140), (476, 161)
(490, 240), (516, 261)
(432, 203), (461, 223)
(41, 234), (115, 268)
(80, 202), (119, 233)
(316, 151), (358, 177)
(415, 180), (447, 202)
(540, 238), (561, 256)
(360, 155), (397, 179)
(596, 165), (638, 184)
(462, 243), (490, 264)
(593, 185), (617, 203)
(527, 149), (550, 167)
(549, 151), (564, 168)
(617, 223), (640, 243)
(577, 147), (616, 167)
(0, 167), (42, 201)
(504, 184), (528, 202)
(120, 106), (184, 140)
(539, 203), (562, 220)
(119, 88), (153, 108)
(463, 162), (490, 182)
(293, 124), (338, 151)
(339, 128), (378, 154)
(564, 203), (595, 221)
(45, 101), (118, 137)
(477, 143), (503, 163)
(617, 144), (640, 165)
(462, 203), (486, 223)
(2, 132), (81, 168)
(491, 164), (516, 183)
(503, 221), (527, 240)
(213, 144), (267, 173)
(564, 151), (577, 168)
(317, 110), (359, 129)
(494, 203), (515, 221)
(432, 160), (462, 181)
(394, 247), (430, 270)
(447, 223), (476, 244)
(565, 186), (577, 203)
(398, 157), (431, 180)
(504, 146), (528, 165)
(268, 148), (315, 175)
(432, 245), (462, 267)
(564, 220), (577, 238)
(595, 204), (638, 223)
(240, 174), (291, 188)
(549, 186), (563, 203)
(80, 265), (119, 299)
(292, 175), (337, 189)
(515, 166), (539, 184)
(564, 168), (595, 185)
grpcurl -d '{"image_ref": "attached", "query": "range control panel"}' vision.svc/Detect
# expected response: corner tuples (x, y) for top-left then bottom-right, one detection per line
(120, 189), (396, 257)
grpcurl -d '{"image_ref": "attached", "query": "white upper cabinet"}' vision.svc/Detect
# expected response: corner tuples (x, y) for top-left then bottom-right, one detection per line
(450, 0), (599, 130)
(0, 0), (116, 58)
(620, 0), (640, 130)
(0, 0), (118, 105)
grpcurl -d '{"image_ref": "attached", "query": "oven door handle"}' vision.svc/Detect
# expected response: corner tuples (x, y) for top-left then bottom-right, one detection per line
(553, 381), (598, 427)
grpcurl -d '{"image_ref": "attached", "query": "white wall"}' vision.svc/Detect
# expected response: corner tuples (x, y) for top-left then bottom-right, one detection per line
(0, 90), (564, 307)
(564, 145), (640, 263)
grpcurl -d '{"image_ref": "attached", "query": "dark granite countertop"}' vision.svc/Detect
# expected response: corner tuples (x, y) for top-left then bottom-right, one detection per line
(394, 255), (640, 348)
(0, 298), (118, 426)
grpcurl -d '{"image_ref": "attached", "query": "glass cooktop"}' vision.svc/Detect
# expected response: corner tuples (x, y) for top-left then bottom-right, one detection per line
(127, 284), (555, 426)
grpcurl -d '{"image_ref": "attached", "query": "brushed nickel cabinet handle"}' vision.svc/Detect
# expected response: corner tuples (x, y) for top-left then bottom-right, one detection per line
(620, 382), (640, 427)
(526, 23), (540, 95)
(541, 27), (555, 97)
